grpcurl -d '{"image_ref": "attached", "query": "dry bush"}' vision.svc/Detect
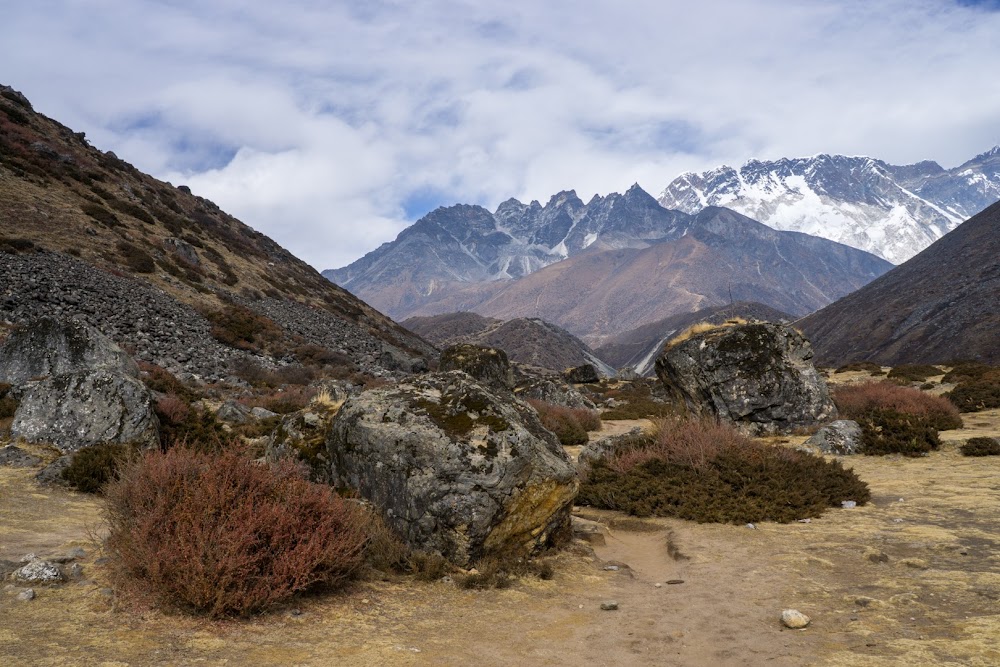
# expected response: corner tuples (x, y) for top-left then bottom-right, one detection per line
(854, 409), (941, 456)
(138, 362), (197, 401)
(239, 386), (316, 415)
(527, 399), (600, 446)
(833, 381), (963, 430)
(960, 437), (1000, 457)
(61, 442), (137, 494)
(203, 304), (285, 354)
(835, 361), (883, 374)
(458, 553), (554, 590)
(597, 381), (677, 420)
(578, 418), (869, 523)
(103, 445), (368, 617)
(154, 395), (224, 451)
(942, 362), (997, 384)
(946, 374), (1000, 413)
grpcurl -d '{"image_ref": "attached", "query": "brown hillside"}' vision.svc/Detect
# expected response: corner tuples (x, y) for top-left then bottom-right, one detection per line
(800, 199), (1000, 365)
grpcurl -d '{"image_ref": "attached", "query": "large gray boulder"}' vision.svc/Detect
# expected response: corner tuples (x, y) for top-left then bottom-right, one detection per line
(805, 420), (863, 455)
(327, 371), (579, 566)
(11, 370), (159, 451)
(439, 344), (514, 392)
(655, 322), (836, 435)
(0, 317), (138, 386)
(517, 378), (596, 410)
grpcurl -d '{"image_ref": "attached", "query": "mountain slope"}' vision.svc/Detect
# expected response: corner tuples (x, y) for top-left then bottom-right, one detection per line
(0, 84), (433, 376)
(800, 200), (1000, 366)
(324, 185), (692, 318)
(595, 302), (793, 376)
(402, 312), (614, 375)
(397, 207), (892, 344)
(658, 150), (1000, 264)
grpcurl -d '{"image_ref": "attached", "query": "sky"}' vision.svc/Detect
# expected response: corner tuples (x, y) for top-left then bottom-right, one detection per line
(3, 0), (1000, 270)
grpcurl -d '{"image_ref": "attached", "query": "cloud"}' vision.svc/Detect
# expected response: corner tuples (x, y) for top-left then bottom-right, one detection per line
(3, 0), (1000, 269)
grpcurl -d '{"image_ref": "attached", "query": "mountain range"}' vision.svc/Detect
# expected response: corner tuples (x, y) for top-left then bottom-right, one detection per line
(657, 149), (1000, 264)
(326, 188), (891, 343)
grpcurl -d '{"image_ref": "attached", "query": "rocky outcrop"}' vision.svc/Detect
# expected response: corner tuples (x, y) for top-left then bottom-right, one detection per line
(805, 420), (863, 455)
(564, 364), (600, 384)
(0, 317), (137, 385)
(326, 371), (579, 566)
(439, 344), (514, 392)
(11, 370), (159, 451)
(655, 322), (836, 435)
(266, 398), (345, 483)
(517, 378), (596, 410)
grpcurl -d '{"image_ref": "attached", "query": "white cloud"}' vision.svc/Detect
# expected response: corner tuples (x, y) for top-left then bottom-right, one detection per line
(3, 0), (1000, 269)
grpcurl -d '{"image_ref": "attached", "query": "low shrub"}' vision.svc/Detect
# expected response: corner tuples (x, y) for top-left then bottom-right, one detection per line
(527, 399), (601, 446)
(138, 362), (197, 401)
(835, 361), (882, 374)
(0, 382), (17, 419)
(597, 381), (677, 420)
(960, 437), (1000, 457)
(240, 386), (316, 415)
(118, 241), (155, 274)
(103, 445), (368, 617)
(408, 551), (451, 582)
(577, 418), (869, 523)
(458, 553), (554, 590)
(80, 202), (120, 227)
(942, 362), (997, 384)
(0, 237), (36, 254)
(887, 364), (942, 383)
(833, 381), (963, 431)
(946, 377), (1000, 413)
(61, 442), (136, 493)
(854, 408), (941, 456)
(203, 304), (285, 354)
(154, 395), (225, 451)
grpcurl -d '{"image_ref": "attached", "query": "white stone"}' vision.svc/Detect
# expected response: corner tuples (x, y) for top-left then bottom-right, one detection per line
(781, 609), (811, 629)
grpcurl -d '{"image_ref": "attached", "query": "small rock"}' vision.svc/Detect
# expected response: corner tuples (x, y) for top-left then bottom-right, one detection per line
(17, 588), (35, 601)
(603, 565), (620, 571)
(746, 523), (756, 529)
(842, 500), (857, 509)
(654, 583), (663, 588)
(13, 559), (64, 584)
(250, 406), (278, 419)
(99, 588), (114, 597)
(600, 601), (619, 611)
(666, 579), (685, 585)
(290, 608), (303, 617)
(66, 563), (84, 578)
(797, 518), (811, 524)
(19, 553), (38, 563)
(781, 609), (811, 629)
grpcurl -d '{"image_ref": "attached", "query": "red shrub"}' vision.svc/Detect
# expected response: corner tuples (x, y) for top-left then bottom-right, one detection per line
(832, 381), (962, 430)
(155, 394), (190, 424)
(609, 417), (753, 473)
(527, 399), (602, 446)
(103, 445), (368, 617)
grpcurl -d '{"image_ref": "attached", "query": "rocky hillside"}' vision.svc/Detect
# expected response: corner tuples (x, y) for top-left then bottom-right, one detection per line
(0, 85), (434, 379)
(595, 302), (793, 376)
(800, 199), (1000, 366)
(324, 184), (691, 317)
(391, 207), (891, 344)
(658, 149), (1000, 264)
(402, 312), (615, 375)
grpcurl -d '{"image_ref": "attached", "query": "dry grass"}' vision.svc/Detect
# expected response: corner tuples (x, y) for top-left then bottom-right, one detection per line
(665, 317), (747, 349)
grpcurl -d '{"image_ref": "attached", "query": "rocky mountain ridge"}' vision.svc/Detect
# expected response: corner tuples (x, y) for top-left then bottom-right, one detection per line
(658, 148), (1000, 264)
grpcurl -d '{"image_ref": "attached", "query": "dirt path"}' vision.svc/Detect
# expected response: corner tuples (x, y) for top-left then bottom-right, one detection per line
(4, 411), (1000, 665)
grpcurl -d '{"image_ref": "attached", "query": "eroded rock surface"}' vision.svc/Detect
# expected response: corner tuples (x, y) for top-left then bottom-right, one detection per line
(805, 420), (863, 455)
(440, 344), (514, 392)
(655, 322), (836, 434)
(327, 371), (578, 566)
(517, 378), (596, 410)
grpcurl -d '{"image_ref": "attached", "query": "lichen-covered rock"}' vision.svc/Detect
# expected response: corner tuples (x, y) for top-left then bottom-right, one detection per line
(564, 364), (600, 384)
(266, 399), (344, 483)
(577, 427), (646, 467)
(805, 420), (863, 455)
(655, 322), (836, 435)
(440, 344), (514, 392)
(12, 559), (64, 584)
(11, 370), (159, 451)
(216, 400), (252, 424)
(517, 378), (596, 410)
(0, 317), (138, 386)
(327, 371), (578, 566)
(0, 444), (41, 468)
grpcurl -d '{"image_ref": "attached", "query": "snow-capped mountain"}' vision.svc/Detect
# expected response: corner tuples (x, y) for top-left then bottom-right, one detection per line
(657, 148), (1000, 264)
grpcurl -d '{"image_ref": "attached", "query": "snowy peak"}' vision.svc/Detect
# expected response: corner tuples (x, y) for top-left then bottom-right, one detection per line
(657, 149), (1000, 264)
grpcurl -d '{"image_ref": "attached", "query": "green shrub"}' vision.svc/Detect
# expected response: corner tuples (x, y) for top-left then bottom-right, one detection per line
(61, 442), (136, 493)
(855, 408), (941, 457)
(946, 377), (1000, 413)
(942, 362), (996, 384)
(835, 361), (882, 374)
(960, 437), (1000, 457)
(103, 445), (368, 617)
(577, 418), (869, 523)
(833, 381), (962, 430)
(887, 364), (942, 383)
(597, 381), (677, 420)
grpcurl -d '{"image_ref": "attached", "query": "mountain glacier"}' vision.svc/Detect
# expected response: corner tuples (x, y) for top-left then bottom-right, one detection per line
(657, 148), (1000, 264)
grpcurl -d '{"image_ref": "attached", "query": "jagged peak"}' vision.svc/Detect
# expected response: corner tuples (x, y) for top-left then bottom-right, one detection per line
(973, 145), (1000, 160)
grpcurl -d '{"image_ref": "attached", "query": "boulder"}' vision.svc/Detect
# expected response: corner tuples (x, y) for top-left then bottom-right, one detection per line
(518, 378), (596, 410)
(12, 559), (64, 584)
(266, 399), (344, 483)
(565, 364), (600, 384)
(805, 420), (863, 455)
(215, 400), (252, 424)
(655, 322), (836, 435)
(0, 317), (138, 386)
(11, 370), (159, 451)
(577, 427), (647, 468)
(0, 444), (41, 468)
(440, 344), (514, 392)
(327, 371), (579, 566)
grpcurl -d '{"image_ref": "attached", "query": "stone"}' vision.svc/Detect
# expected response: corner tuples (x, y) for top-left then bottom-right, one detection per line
(616, 367), (641, 381)
(564, 364), (600, 384)
(12, 369), (159, 451)
(517, 379), (596, 410)
(0, 444), (41, 468)
(265, 400), (343, 483)
(163, 237), (200, 266)
(12, 559), (64, 584)
(577, 427), (645, 467)
(35, 455), (72, 486)
(572, 516), (607, 546)
(17, 588), (36, 601)
(440, 344), (514, 392)
(805, 420), (863, 455)
(250, 406), (278, 420)
(327, 371), (579, 567)
(0, 316), (138, 386)
(781, 609), (811, 629)
(655, 322), (836, 435)
(216, 400), (252, 424)
(600, 601), (619, 611)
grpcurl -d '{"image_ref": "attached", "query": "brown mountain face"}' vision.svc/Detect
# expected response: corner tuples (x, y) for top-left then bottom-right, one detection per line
(595, 302), (793, 376)
(402, 312), (614, 375)
(800, 199), (1000, 365)
(0, 85), (433, 376)
(397, 207), (891, 346)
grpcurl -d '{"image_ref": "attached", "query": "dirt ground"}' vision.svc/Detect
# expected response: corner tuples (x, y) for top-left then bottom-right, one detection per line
(3, 410), (1000, 666)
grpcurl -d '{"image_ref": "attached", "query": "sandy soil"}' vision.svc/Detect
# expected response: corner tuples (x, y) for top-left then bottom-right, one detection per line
(3, 411), (1000, 666)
